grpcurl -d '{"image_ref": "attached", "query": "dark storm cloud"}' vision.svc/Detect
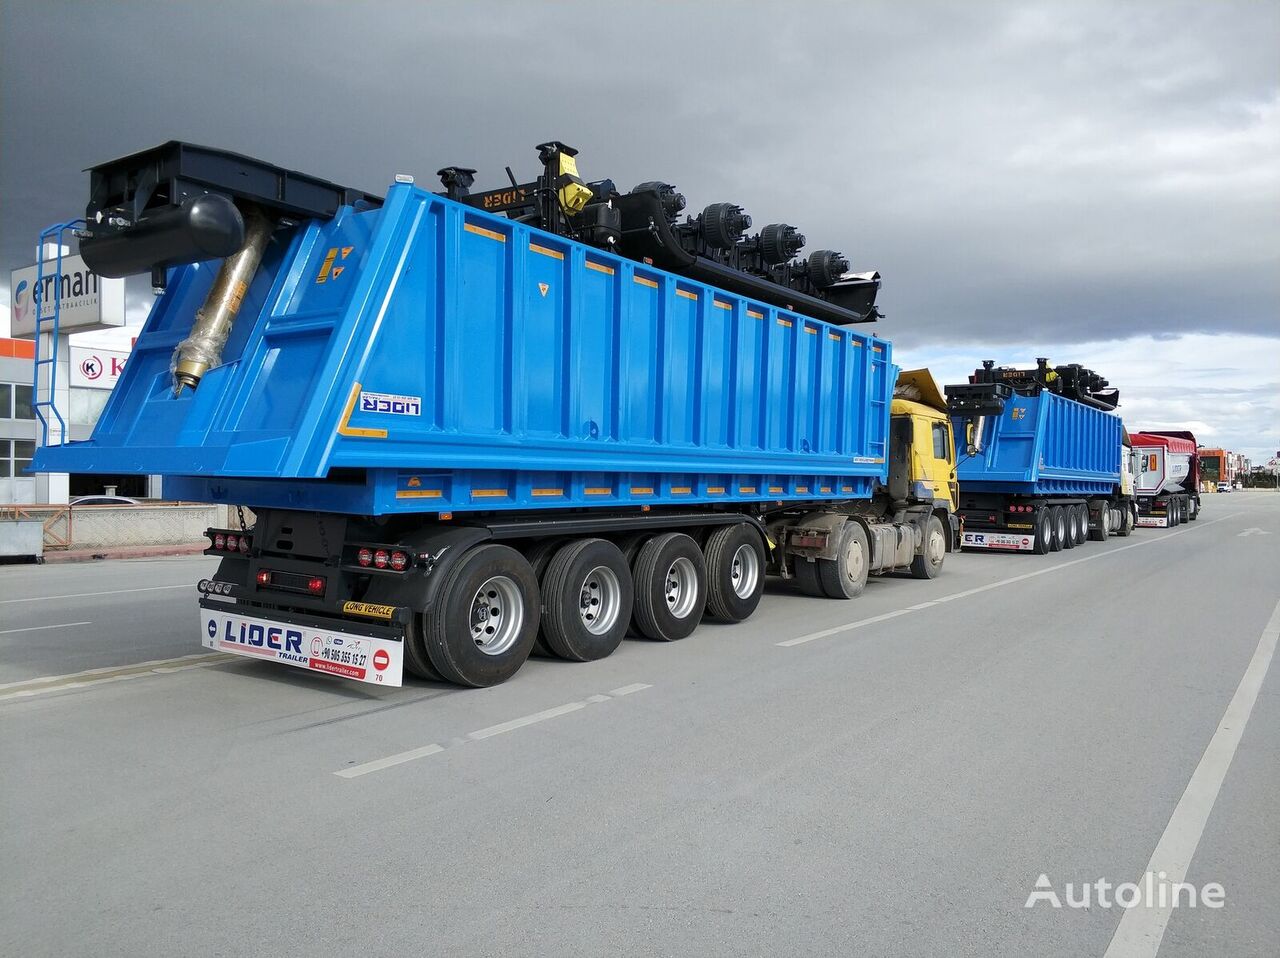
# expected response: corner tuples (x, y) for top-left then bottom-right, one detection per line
(1, 0), (1277, 350)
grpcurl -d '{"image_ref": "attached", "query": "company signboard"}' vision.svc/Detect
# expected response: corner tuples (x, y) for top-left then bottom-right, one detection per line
(70, 345), (129, 390)
(9, 254), (126, 337)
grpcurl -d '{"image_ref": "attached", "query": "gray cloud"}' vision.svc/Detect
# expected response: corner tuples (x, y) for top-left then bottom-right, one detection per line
(1, 0), (1277, 443)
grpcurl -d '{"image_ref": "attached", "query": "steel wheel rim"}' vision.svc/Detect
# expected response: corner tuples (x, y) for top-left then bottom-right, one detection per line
(729, 543), (760, 599)
(926, 528), (945, 564)
(578, 565), (622, 635)
(470, 575), (523, 656)
(664, 556), (699, 619)
(844, 533), (866, 582)
(1056, 515), (1065, 541)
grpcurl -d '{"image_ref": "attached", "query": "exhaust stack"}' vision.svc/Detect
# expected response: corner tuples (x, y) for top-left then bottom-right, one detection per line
(171, 208), (272, 395)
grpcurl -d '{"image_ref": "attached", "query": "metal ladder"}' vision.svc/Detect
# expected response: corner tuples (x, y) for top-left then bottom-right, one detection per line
(30, 220), (84, 447)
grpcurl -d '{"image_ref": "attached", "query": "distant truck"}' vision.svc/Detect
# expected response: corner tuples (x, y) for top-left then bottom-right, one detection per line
(1130, 431), (1200, 526)
(945, 359), (1132, 554)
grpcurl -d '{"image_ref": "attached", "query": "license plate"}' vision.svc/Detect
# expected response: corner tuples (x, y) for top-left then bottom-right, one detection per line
(1136, 516), (1167, 528)
(962, 530), (1036, 551)
(202, 609), (404, 686)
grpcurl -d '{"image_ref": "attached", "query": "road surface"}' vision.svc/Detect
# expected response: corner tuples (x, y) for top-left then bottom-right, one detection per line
(2, 492), (1277, 957)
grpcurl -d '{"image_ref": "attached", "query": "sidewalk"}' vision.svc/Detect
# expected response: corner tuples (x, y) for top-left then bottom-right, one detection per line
(42, 542), (209, 564)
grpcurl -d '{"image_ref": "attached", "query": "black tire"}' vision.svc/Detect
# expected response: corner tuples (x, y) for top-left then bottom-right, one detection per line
(1061, 507), (1077, 549)
(792, 557), (825, 596)
(817, 521), (870, 598)
(704, 523), (767, 622)
(1074, 504), (1089, 546)
(403, 617), (444, 682)
(1032, 508), (1051, 554)
(1188, 497), (1198, 521)
(1115, 505), (1132, 537)
(1169, 501), (1180, 527)
(632, 533), (706, 641)
(1048, 506), (1066, 552)
(524, 538), (563, 658)
(540, 538), (632, 662)
(421, 544), (540, 687)
(910, 514), (946, 579)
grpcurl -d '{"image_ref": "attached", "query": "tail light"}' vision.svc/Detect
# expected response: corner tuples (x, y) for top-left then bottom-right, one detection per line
(357, 548), (373, 567)
(256, 569), (272, 586)
(373, 549), (389, 569)
(206, 529), (252, 554)
(307, 576), (326, 595)
(226, 534), (239, 552)
(214, 533), (226, 550)
(389, 550), (408, 571)
(350, 543), (413, 572)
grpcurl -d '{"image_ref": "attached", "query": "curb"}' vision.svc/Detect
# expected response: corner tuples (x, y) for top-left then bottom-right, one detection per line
(42, 543), (210, 564)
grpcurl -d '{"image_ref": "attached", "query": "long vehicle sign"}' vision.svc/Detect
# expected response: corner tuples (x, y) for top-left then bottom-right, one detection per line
(1136, 516), (1168, 528)
(202, 609), (404, 686)
(962, 530), (1036, 551)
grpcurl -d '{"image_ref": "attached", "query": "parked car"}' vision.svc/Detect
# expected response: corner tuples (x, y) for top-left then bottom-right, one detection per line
(70, 495), (140, 506)
(1216, 481), (1231, 493)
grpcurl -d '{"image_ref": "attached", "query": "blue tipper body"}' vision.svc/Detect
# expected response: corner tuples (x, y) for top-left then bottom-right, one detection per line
(34, 183), (894, 515)
(952, 390), (1121, 496)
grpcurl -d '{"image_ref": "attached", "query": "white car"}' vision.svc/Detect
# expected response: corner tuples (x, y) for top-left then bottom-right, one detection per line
(1216, 481), (1231, 493)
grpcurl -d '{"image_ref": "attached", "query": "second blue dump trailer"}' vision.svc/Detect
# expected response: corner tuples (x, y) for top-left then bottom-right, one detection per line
(34, 141), (960, 688)
(946, 360), (1126, 555)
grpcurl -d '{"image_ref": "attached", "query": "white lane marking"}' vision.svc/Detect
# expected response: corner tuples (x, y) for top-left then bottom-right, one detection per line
(609, 682), (653, 696)
(0, 621), (91, 636)
(0, 583), (192, 605)
(335, 684), (652, 778)
(0, 652), (228, 697)
(779, 514), (1242, 647)
(334, 743), (446, 779)
(1103, 596), (1280, 958)
(468, 701), (586, 740)
(1236, 527), (1270, 537)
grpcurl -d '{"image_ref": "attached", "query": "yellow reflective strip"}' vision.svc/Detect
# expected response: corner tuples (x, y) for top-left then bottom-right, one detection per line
(872, 345), (884, 353)
(585, 487), (612, 495)
(820, 486), (832, 493)
(803, 326), (819, 335)
(630, 486), (654, 495)
(464, 223), (506, 242)
(471, 488), (509, 498)
(675, 289), (698, 301)
(396, 489), (443, 499)
(531, 488), (563, 497)
(336, 382), (388, 439)
(707, 486), (725, 494)
(739, 486), (756, 494)
(797, 486), (809, 493)
(529, 243), (563, 260)
(713, 300), (732, 311)
(747, 309), (764, 319)
(585, 260), (615, 275)
(841, 485), (853, 492)
(671, 486), (692, 494)
(768, 486), (783, 494)
(633, 275), (659, 288)
(828, 333), (842, 341)
(777, 319), (793, 328)
(850, 340), (863, 347)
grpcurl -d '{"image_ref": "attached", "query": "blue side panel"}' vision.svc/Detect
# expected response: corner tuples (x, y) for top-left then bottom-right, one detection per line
(953, 391), (1121, 497)
(35, 184), (894, 516)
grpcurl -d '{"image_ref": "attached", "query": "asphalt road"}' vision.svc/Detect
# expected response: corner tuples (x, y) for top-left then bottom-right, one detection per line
(2, 492), (1277, 957)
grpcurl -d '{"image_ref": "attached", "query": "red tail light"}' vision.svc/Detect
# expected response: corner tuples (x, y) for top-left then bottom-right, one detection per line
(389, 550), (408, 571)
(238, 536), (250, 554)
(357, 547), (373, 567)
(307, 576), (326, 595)
(214, 533), (226, 550)
(256, 569), (272, 586)
(373, 549), (389, 569)
(226, 534), (239, 551)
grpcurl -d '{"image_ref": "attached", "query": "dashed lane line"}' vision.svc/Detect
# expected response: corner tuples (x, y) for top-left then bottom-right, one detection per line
(0, 652), (229, 699)
(0, 583), (192, 605)
(334, 683), (654, 779)
(0, 621), (91, 636)
(778, 513), (1243, 648)
(1103, 595), (1280, 957)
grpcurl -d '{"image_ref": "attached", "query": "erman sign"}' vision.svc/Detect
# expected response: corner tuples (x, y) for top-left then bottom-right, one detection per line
(9, 254), (126, 337)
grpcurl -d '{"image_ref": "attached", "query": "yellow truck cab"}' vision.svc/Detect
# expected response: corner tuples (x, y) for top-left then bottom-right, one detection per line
(892, 368), (959, 516)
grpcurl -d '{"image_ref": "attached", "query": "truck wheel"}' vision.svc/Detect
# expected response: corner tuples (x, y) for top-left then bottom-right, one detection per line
(1032, 509), (1051, 555)
(540, 539), (632, 662)
(1074, 504), (1090, 545)
(403, 618), (444, 682)
(1048, 507), (1066, 552)
(1089, 502), (1108, 542)
(792, 558), (824, 597)
(524, 538), (563, 658)
(1061, 506), (1077, 550)
(704, 524), (766, 622)
(1169, 501), (1180, 527)
(632, 533), (706, 641)
(1188, 498), (1198, 521)
(421, 544), (540, 687)
(910, 515), (946, 579)
(818, 521), (870, 599)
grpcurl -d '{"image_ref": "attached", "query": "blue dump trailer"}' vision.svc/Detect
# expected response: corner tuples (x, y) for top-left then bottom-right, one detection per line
(34, 141), (961, 687)
(946, 359), (1129, 555)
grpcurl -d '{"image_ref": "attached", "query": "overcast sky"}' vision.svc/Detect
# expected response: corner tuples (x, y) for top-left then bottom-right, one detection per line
(1, 0), (1276, 460)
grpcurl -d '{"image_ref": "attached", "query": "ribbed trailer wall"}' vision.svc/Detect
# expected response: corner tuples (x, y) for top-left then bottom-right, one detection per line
(35, 183), (894, 516)
(953, 390), (1121, 496)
